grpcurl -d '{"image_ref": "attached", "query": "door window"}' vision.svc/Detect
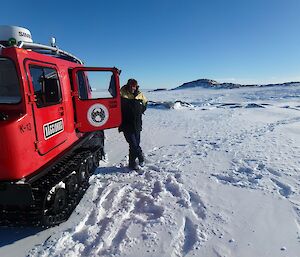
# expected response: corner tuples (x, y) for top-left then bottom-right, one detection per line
(76, 70), (117, 100)
(29, 66), (62, 107)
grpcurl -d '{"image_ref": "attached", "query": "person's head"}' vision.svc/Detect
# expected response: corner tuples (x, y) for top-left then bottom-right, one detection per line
(127, 78), (138, 93)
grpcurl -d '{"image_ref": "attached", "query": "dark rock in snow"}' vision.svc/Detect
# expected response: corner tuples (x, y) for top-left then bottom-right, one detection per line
(245, 103), (265, 108)
(148, 88), (168, 92)
(217, 103), (243, 109)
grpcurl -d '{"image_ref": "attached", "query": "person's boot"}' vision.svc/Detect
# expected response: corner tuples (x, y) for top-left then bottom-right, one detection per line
(128, 153), (138, 170)
(138, 152), (145, 167)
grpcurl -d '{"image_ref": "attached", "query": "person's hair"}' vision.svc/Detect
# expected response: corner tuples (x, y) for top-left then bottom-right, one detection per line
(127, 78), (138, 86)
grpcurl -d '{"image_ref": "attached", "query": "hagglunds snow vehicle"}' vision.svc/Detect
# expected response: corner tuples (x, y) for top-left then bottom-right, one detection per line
(0, 26), (121, 226)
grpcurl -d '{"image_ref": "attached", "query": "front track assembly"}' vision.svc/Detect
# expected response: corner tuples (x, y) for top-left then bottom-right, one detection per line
(0, 149), (102, 227)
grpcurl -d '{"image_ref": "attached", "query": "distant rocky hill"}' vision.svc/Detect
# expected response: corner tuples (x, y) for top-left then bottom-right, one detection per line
(172, 79), (300, 90)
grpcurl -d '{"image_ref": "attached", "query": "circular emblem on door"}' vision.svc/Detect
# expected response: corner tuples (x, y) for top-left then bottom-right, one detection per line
(87, 104), (109, 127)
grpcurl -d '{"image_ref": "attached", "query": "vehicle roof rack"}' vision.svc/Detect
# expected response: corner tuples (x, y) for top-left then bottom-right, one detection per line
(17, 41), (83, 64)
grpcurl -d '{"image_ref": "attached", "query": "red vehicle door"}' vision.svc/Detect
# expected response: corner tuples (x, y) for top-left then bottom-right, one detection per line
(71, 67), (121, 132)
(26, 61), (67, 155)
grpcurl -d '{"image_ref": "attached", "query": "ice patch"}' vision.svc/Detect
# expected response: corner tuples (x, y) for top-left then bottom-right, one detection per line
(148, 100), (195, 110)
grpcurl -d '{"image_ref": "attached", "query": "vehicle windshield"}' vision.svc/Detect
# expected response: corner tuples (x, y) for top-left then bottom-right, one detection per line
(0, 58), (21, 104)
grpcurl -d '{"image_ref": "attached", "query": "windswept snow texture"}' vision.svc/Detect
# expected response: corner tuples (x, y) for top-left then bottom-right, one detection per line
(1, 85), (300, 257)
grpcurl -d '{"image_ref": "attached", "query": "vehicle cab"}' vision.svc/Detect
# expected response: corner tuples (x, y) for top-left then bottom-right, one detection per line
(0, 25), (121, 182)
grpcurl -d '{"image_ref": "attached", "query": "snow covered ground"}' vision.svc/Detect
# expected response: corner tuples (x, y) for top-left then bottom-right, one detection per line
(1, 85), (300, 257)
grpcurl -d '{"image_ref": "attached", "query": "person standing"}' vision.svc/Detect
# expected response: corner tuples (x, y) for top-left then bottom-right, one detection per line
(119, 79), (148, 169)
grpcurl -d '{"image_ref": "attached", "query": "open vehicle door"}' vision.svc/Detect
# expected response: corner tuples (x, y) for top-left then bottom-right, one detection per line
(72, 67), (121, 132)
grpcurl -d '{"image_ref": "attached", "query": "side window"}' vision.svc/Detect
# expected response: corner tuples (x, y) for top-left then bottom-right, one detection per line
(0, 58), (21, 104)
(29, 66), (62, 107)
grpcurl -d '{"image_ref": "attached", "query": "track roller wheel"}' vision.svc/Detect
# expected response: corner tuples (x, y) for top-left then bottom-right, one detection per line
(44, 188), (67, 215)
(77, 161), (88, 183)
(52, 188), (67, 214)
(42, 187), (67, 226)
(65, 174), (79, 195)
(86, 156), (94, 175)
(92, 151), (101, 168)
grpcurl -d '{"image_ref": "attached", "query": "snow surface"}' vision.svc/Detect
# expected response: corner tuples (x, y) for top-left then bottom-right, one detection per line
(1, 85), (300, 257)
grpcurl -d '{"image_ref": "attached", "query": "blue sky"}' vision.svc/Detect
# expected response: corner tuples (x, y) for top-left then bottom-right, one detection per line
(2, 0), (300, 88)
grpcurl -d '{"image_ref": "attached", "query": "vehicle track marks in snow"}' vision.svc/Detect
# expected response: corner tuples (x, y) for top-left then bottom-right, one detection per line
(171, 217), (204, 257)
(183, 217), (199, 255)
(109, 219), (132, 255)
(90, 186), (136, 256)
(171, 217), (185, 257)
(68, 184), (135, 257)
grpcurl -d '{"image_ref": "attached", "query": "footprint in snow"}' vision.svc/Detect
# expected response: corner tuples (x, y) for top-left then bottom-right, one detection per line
(165, 175), (190, 208)
(151, 181), (163, 198)
(134, 192), (164, 220)
(212, 174), (241, 184)
(271, 178), (293, 198)
(267, 167), (281, 177)
(189, 191), (207, 220)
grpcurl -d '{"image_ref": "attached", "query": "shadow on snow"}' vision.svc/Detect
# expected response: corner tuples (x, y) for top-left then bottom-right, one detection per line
(0, 227), (43, 247)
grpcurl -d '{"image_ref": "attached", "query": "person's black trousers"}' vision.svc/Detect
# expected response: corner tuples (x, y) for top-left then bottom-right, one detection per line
(123, 130), (144, 166)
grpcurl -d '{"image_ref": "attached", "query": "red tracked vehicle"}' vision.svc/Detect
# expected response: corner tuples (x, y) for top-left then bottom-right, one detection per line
(0, 26), (122, 226)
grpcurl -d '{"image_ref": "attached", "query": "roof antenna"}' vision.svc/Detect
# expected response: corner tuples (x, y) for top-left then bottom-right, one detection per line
(50, 37), (56, 47)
